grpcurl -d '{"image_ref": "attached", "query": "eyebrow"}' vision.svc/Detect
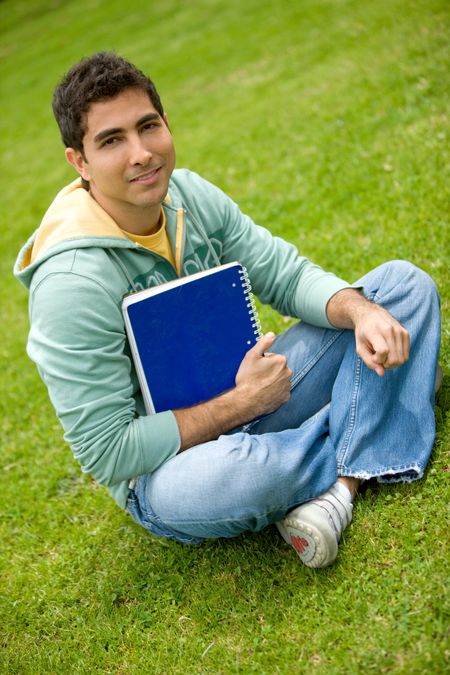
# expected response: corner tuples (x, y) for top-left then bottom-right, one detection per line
(93, 113), (161, 143)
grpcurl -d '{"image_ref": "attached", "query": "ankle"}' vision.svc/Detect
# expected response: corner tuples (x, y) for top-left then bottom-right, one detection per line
(337, 476), (360, 500)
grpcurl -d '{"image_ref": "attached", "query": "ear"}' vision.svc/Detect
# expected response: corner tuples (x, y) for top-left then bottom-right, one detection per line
(65, 147), (91, 181)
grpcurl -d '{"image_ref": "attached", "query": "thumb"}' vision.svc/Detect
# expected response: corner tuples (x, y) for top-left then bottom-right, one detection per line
(357, 341), (386, 377)
(249, 332), (276, 358)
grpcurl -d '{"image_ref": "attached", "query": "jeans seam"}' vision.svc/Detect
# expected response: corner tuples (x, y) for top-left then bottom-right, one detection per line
(336, 354), (362, 471)
(339, 461), (425, 474)
(336, 264), (405, 470)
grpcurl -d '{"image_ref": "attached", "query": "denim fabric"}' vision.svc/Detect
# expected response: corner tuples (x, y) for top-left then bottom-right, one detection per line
(127, 261), (441, 544)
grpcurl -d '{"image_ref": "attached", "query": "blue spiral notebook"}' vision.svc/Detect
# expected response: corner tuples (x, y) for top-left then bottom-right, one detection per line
(122, 262), (262, 414)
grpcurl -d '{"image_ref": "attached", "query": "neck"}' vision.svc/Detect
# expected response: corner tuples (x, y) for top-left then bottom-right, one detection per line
(89, 189), (162, 236)
(119, 209), (163, 236)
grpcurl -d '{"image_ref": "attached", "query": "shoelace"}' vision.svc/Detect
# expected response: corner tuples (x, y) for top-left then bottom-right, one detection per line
(313, 492), (352, 540)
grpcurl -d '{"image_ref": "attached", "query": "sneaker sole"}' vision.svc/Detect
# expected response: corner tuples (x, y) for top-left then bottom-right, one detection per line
(283, 515), (338, 568)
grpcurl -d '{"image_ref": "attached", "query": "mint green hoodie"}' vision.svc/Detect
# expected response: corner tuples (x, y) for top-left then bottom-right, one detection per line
(14, 168), (351, 509)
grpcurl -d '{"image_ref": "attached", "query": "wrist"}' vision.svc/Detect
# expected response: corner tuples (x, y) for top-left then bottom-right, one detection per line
(326, 288), (369, 329)
(173, 384), (255, 452)
(222, 384), (256, 426)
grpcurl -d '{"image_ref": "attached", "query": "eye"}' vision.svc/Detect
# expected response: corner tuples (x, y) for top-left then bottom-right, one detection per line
(141, 121), (159, 132)
(100, 136), (120, 148)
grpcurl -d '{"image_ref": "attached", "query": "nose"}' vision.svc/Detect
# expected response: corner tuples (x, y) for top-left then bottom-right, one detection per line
(129, 135), (152, 165)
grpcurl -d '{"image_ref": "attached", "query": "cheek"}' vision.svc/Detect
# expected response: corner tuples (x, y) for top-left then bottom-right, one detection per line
(91, 157), (123, 183)
(159, 133), (175, 158)
(165, 140), (176, 167)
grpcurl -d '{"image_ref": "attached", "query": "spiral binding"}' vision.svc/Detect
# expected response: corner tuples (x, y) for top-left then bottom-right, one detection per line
(238, 265), (263, 341)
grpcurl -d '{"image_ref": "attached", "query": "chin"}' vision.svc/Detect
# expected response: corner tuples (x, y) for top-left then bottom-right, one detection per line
(142, 188), (168, 207)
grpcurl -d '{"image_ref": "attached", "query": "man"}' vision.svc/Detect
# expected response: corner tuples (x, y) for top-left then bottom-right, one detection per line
(15, 52), (441, 568)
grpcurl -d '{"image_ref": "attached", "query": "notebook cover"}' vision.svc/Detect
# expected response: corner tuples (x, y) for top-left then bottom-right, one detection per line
(123, 262), (261, 413)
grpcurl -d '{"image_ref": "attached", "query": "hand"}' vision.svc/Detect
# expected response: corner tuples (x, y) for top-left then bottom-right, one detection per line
(327, 288), (410, 377)
(235, 332), (292, 416)
(353, 302), (410, 377)
(173, 332), (292, 451)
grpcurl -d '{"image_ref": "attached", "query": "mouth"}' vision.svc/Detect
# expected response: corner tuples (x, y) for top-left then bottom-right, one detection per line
(129, 167), (161, 184)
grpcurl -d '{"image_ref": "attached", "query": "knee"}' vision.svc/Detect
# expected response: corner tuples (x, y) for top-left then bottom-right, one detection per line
(376, 260), (440, 305)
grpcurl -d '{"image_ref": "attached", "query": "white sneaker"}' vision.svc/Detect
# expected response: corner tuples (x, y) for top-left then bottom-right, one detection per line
(276, 485), (353, 568)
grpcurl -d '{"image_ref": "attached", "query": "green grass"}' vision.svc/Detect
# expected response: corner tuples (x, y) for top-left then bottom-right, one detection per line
(1, 0), (449, 672)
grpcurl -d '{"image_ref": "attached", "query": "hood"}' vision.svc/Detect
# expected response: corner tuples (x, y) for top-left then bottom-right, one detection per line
(14, 178), (174, 289)
(14, 178), (132, 288)
(13, 169), (217, 290)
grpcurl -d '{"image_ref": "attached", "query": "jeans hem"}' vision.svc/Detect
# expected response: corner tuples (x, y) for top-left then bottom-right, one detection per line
(337, 462), (425, 483)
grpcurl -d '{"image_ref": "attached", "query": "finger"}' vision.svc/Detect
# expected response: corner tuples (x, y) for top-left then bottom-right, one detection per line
(369, 334), (389, 366)
(249, 332), (276, 357)
(385, 326), (409, 368)
(382, 333), (400, 369)
(357, 341), (386, 377)
(397, 327), (410, 364)
(389, 330), (405, 367)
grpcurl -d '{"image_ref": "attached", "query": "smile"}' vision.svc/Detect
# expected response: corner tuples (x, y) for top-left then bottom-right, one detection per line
(130, 167), (161, 184)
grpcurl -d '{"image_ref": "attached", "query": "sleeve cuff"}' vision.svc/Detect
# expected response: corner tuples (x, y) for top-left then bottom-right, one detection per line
(136, 410), (181, 475)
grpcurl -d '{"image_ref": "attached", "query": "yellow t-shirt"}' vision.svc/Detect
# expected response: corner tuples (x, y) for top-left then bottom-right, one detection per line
(121, 209), (176, 270)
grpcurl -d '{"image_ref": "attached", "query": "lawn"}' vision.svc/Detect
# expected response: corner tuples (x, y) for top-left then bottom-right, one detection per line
(0, 0), (449, 672)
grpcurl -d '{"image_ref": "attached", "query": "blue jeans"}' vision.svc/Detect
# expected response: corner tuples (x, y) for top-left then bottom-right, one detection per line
(127, 261), (441, 544)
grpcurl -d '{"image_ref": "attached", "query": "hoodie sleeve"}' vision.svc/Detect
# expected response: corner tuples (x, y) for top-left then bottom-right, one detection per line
(28, 271), (181, 492)
(179, 171), (352, 327)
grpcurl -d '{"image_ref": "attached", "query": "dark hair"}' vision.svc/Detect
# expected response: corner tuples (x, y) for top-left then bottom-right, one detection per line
(52, 52), (164, 153)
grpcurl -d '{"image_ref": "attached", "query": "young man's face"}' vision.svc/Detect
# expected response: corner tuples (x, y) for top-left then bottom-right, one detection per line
(66, 87), (176, 234)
